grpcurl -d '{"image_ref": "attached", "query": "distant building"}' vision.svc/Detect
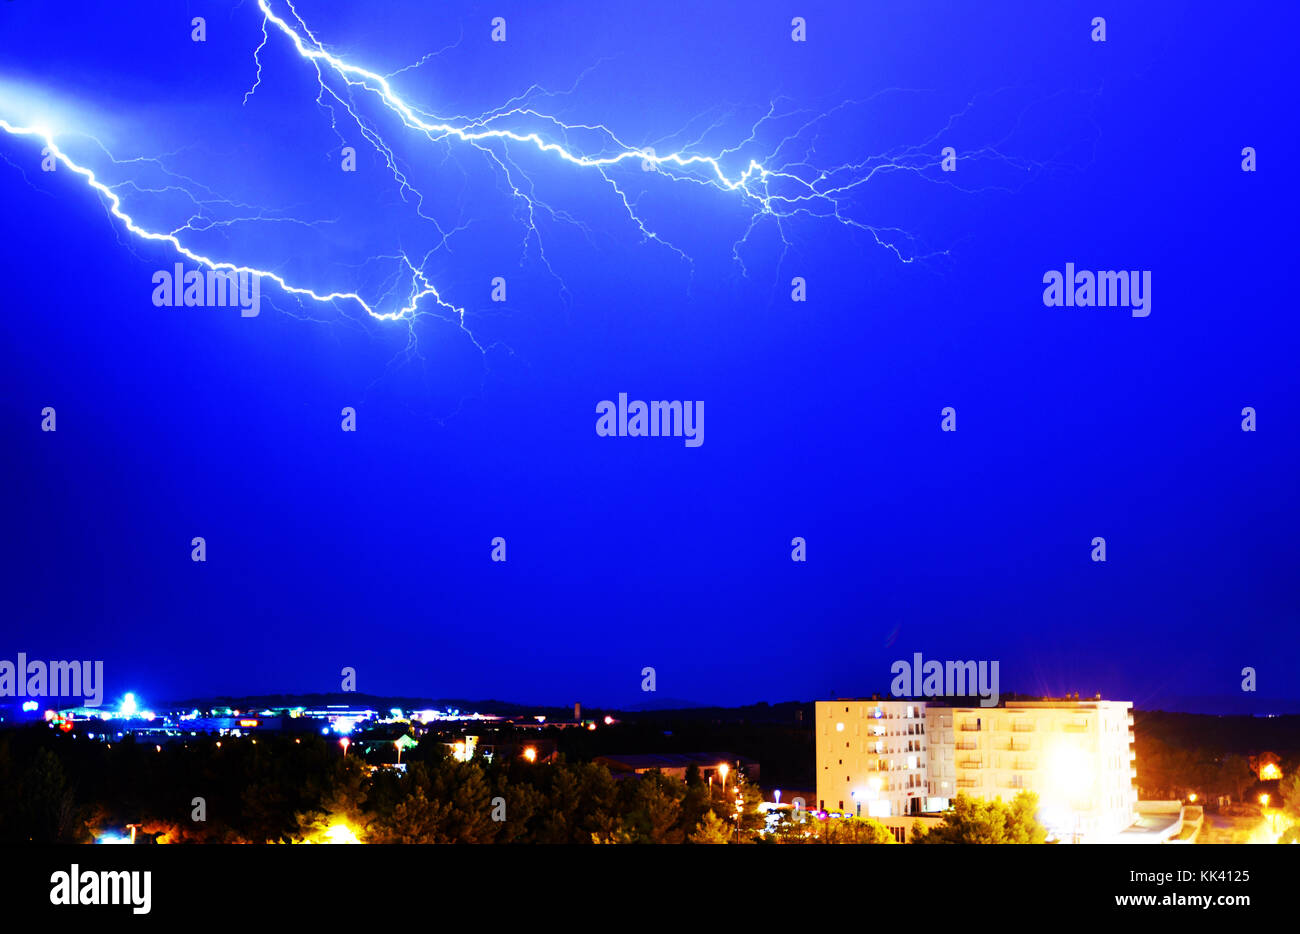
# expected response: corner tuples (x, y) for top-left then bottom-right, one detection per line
(595, 752), (759, 783)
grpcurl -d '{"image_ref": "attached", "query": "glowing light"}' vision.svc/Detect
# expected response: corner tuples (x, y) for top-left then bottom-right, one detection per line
(1047, 744), (1092, 798)
(21, 700), (38, 712)
(523, 746), (537, 762)
(119, 693), (138, 718)
(1260, 763), (1282, 781)
(320, 823), (360, 845)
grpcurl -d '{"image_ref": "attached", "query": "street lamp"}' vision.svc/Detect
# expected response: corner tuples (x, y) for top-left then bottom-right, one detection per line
(339, 737), (350, 756)
(718, 763), (729, 796)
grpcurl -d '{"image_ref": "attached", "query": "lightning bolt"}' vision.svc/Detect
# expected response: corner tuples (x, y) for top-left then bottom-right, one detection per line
(0, 0), (1068, 330)
(0, 119), (463, 326)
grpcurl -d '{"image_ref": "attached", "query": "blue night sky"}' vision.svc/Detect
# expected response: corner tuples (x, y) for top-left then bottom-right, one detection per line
(0, 1), (1295, 712)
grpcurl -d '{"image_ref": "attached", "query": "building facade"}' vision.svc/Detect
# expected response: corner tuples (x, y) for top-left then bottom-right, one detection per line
(815, 700), (931, 819)
(817, 697), (1138, 842)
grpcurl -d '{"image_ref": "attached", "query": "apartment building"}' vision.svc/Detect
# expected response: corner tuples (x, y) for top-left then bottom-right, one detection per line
(815, 700), (933, 819)
(816, 697), (1138, 842)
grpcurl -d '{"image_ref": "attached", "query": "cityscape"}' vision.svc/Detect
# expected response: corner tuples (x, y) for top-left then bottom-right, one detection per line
(1, 689), (1295, 846)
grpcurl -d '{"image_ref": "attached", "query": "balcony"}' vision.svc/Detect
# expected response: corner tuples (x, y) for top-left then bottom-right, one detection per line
(958, 759), (983, 770)
(1011, 723), (1034, 732)
(1008, 740), (1031, 752)
(956, 741), (979, 751)
(1063, 722), (1089, 733)
(959, 723), (982, 732)
(956, 778), (979, 788)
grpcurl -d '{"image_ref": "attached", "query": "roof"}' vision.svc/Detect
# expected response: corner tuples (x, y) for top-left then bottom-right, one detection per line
(595, 752), (755, 772)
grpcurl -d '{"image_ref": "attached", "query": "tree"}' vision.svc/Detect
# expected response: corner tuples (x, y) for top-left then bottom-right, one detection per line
(1277, 770), (1300, 839)
(1219, 755), (1255, 804)
(816, 816), (896, 844)
(624, 770), (684, 843)
(370, 787), (454, 843)
(688, 810), (731, 844)
(17, 749), (86, 843)
(911, 792), (1047, 844)
(293, 755), (372, 843)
